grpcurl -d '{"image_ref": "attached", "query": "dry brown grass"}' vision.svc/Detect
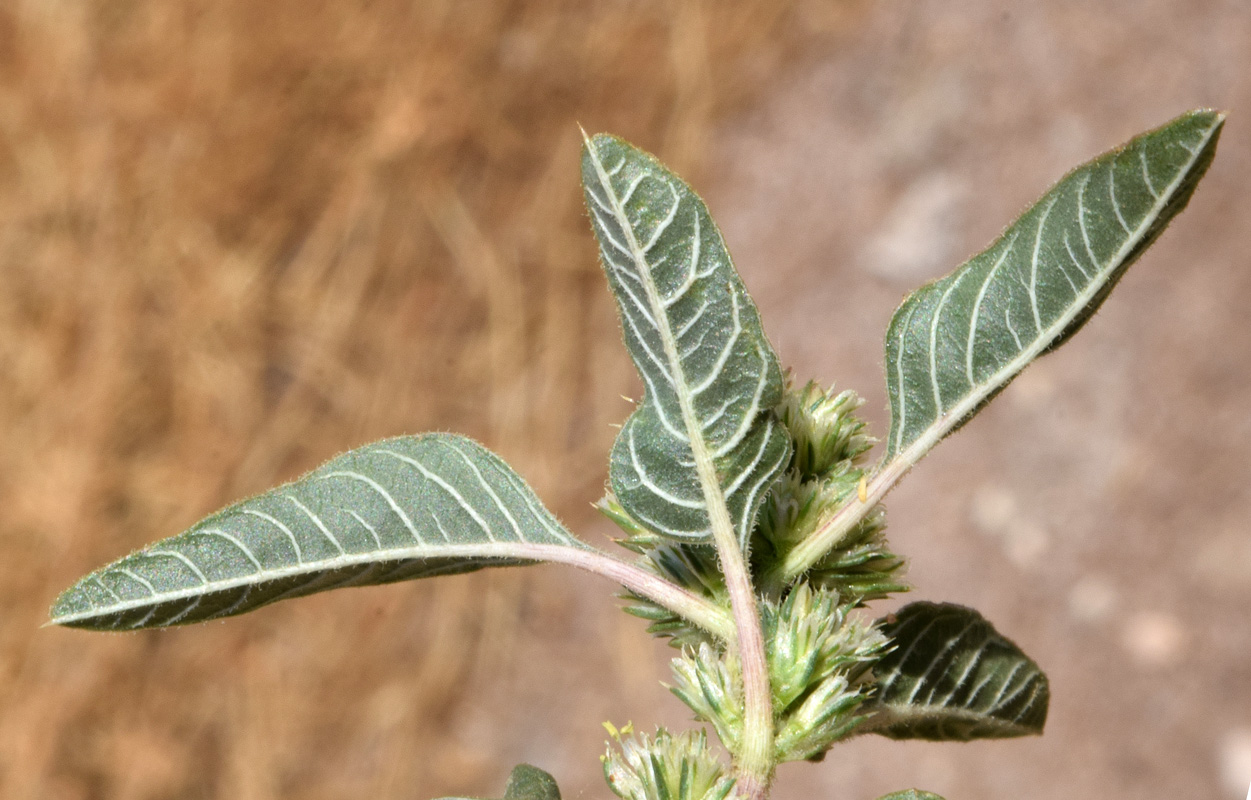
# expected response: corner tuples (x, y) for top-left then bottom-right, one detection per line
(0, 3), (868, 798)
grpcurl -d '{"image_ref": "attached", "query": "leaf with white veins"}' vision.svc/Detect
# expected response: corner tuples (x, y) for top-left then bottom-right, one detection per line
(772, 110), (1224, 586)
(865, 602), (1048, 741)
(51, 434), (730, 635)
(884, 109), (1223, 467)
(582, 134), (790, 549)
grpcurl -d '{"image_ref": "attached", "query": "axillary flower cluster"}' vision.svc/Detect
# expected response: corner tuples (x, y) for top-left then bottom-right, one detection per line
(600, 379), (905, 799)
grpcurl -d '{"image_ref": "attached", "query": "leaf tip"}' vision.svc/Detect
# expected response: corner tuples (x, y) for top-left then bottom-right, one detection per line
(1189, 107), (1227, 124)
(1164, 108), (1226, 153)
(45, 585), (109, 631)
(46, 585), (85, 627)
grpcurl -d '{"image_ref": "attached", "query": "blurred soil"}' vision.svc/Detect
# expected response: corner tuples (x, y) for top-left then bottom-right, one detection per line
(2, 3), (1250, 800)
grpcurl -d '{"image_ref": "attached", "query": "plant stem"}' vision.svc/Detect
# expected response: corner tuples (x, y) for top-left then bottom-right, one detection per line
(668, 364), (775, 797)
(709, 524), (774, 798)
(681, 425), (774, 797)
(532, 545), (736, 641)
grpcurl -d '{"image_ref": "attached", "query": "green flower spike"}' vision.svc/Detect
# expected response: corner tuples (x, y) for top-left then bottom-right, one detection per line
(764, 583), (889, 762)
(603, 727), (738, 800)
(669, 644), (745, 755)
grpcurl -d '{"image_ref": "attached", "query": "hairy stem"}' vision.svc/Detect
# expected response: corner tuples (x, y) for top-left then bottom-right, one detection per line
(531, 545), (736, 641)
(706, 507), (774, 797)
(675, 374), (773, 793)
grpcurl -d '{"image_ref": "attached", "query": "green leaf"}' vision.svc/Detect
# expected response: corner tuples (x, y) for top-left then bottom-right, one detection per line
(874, 791), (946, 800)
(866, 602), (1049, 741)
(50, 434), (643, 631)
(581, 133), (790, 549)
(501, 765), (562, 800)
(437, 764), (562, 800)
(884, 109), (1223, 466)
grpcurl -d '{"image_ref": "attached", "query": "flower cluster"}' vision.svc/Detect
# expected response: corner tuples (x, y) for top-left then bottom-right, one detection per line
(602, 378), (909, 773)
(667, 584), (890, 764)
(603, 727), (738, 800)
(754, 380), (905, 603)
(764, 583), (889, 761)
(774, 379), (874, 478)
(668, 643), (745, 755)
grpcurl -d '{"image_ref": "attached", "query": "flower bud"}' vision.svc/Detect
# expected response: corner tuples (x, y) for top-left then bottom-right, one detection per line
(773, 673), (869, 762)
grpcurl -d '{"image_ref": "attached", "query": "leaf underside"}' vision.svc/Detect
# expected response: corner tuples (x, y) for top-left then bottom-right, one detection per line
(867, 602), (1048, 741)
(582, 134), (790, 548)
(50, 434), (588, 631)
(884, 109), (1224, 465)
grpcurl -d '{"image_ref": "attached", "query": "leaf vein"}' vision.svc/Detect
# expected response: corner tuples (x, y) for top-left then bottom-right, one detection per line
(690, 287), (742, 396)
(380, 450), (497, 543)
(1108, 166), (1133, 234)
(242, 509), (305, 563)
(319, 470), (422, 543)
(1029, 196), (1060, 332)
(201, 528), (265, 571)
(345, 509), (383, 547)
(147, 548), (210, 584)
(287, 495), (346, 555)
(965, 234), (1019, 386)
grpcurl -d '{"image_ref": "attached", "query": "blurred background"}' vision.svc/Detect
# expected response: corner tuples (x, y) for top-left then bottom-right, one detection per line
(2, 2), (1249, 798)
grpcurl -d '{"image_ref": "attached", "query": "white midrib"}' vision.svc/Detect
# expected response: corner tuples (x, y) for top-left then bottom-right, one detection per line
(584, 137), (775, 790)
(778, 114), (1223, 584)
(583, 137), (743, 593)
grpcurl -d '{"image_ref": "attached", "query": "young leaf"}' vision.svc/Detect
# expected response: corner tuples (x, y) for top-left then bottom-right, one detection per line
(884, 109), (1223, 467)
(50, 434), (732, 636)
(864, 602), (1049, 741)
(874, 791), (946, 800)
(438, 764), (562, 800)
(581, 134), (790, 550)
